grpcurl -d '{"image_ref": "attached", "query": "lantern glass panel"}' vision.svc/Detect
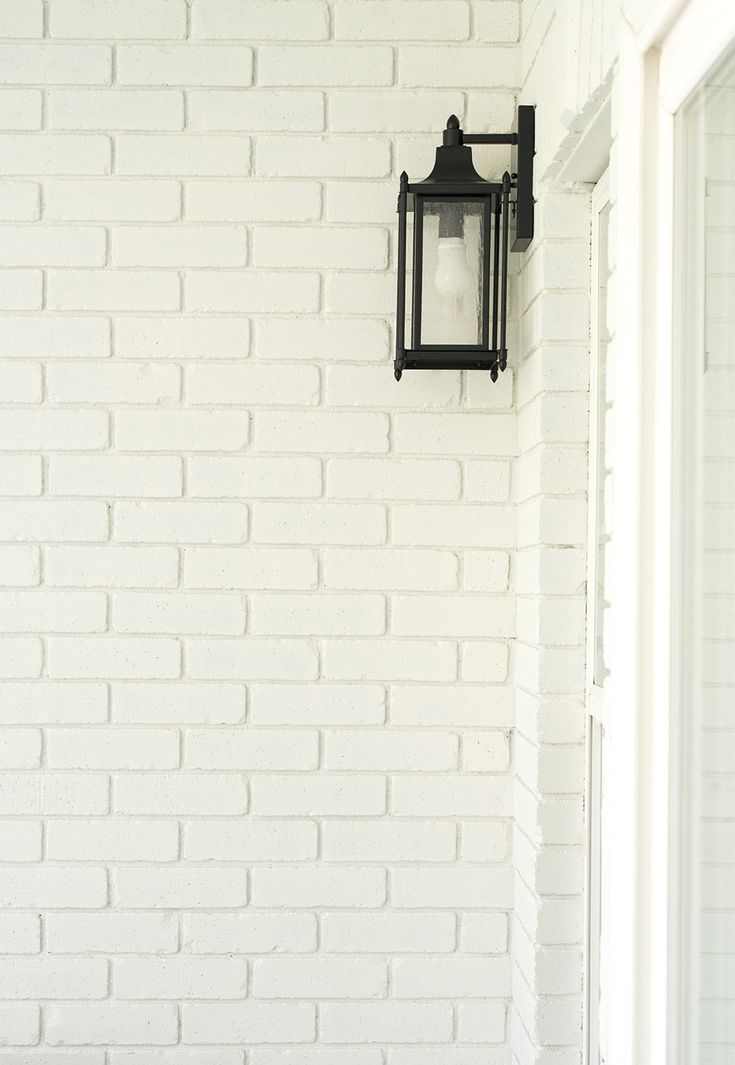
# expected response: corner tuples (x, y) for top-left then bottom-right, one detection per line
(418, 199), (486, 347)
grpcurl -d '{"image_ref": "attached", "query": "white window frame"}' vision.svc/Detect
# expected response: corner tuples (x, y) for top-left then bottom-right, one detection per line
(584, 167), (610, 1065)
(606, 2), (735, 1062)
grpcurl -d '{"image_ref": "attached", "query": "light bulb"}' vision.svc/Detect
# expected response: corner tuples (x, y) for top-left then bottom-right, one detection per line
(434, 237), (473, 300)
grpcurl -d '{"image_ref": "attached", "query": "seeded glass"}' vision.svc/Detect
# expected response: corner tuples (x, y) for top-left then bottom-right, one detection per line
(419, 200), (485, 346)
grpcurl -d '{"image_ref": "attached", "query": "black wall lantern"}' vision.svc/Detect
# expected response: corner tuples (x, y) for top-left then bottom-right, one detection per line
(394, 106), (534, 383)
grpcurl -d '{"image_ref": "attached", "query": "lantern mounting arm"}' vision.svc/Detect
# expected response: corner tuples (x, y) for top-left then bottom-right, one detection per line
(462, 133), (518, 145)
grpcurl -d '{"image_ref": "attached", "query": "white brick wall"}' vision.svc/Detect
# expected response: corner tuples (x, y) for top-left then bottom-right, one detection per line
(0, 1), (522, 1060)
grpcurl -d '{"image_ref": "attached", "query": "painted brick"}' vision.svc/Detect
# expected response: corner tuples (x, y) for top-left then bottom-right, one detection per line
(49, 0), (187, 39)
(335, 1), (469, 39)
(192, 1), (329, 40)
(0, 1004), (38, 1046)
(400, 45), (519, 87)
(253, 957), (387, 999)
(186, 271), (319, 313)
(112, 226), (246, 268)
(114, 502), (248, 544)
(46, 1003), (178, 1046)
(117, 46), (253, 87)
(188, 456), (321, 499)
(320, 1003), (453, 1043)
(256, 318), (389, 361)
(0, 133), (110, 174)
(113, 867), (247, 909)
(49, 455), (181, 498)
(323, 548), (458, 590)
(185, 179), (321, 222)
(47, 637), (181, 679)
(249, 683), (385, 725)
(185, 728), (318, 770)
(183, 1003), (315, 1045)
(184, 912), (317, 955)
(47, 270), (180, 312)
(47, 362), (180, 404)
(114, 773), (247, 816)
(251, 774), (386, 816)
(184, 819), (317, 861)
(322, 821), (456, 862)
(46, 546), (179, 588)
(251, 866), (386, 908)
(48, 90), (184, 131)
(258, 47), (393, 87)
(0, 180), (40, 220)
(112, 682), (245, 724)
(115, 958), (247, 1000)
(0, 43), (111, 84)
(0, 89), (42, 129)
(46, 728), (179, 769)
(45, 179), (181, 221)
(189, 90), (324, 132)
(46, 912), (178, 954)
(0, 1), (44, 37)
(115, 317), (249, 359)
(116, 135), (251, 177)
(257, 136), (390, 178)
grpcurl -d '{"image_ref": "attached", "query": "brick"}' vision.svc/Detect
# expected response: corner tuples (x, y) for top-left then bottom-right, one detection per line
(325, 730), (457, 770)
(0, 409), (108, 450)
(188, 456), (320, 499)
(192, 1), (328, 39)
(0, 637), (41, 677)
(50, 455), (181, 498)
(400, 46), (519, 87)
(0, 89), (42, 129)
(48, 270), (180, 312)
(460, 912), (508, 954)
(463, 551), (510, 592)
(393, 956), (510, 998)
(0, 316), (109, 357)
(47, 637), (181, 679)
(114, 772), (246, 817)
(183, 1002), (315, 1045)
(324, 913), (454, 956)
(0, 134), (110, 174)
(259, 46), (392, 86)
(0, 591), (106, 633)
(254, 957), (387, 999)
(392, 866), (513, 908)
(392, 504), (515, 548)
(184, 547), (317, 591)
(256, 412), (388, 453)
(46, 1004), (178, 1046)
(47, 817), (176, 862)
(322, 639), (456, 681)
(189, 89), (323, 131)
(0, 728), (40, 768)
(114, 592), (244, 636)
(253, 503), (385, 546)
(257, 136), (390, 178)
(0, 43), (111, 84)
(50, 0), (187, 38)
(47, 546), (178, 589)
(0, 1004), (38, 1046)
(45, 179), (181, 221)
(336, 2), (469, 40)
(0, 772), (108, 815)
(120, 410), (248, 450)
(113, 682), (245, 724)
(395, 413), (517, 455)
(186, 728), (317, 770)
(0, 958), (108, 996)
(0, 544), (39, 585)
(185, 179), (321, 223)
(187, 271), (319, 313)
(0, 181), (39, 220)
(329, 90), (462, 131)
(117, 135), (250, 177)
(187, 363), (319, 407)
(249, 683), (385, 725)
(118, 45), (252, 86)
(256, 318), (388, 362)
(460, 640), (509, 682)
(0, 226), (105, 267)
(184, 819), (317, 861)
(251, 866), (386, 908)
(323, 548), (458, 590)
(0, 0), (43, 36)
(0, 272), (42, 310)
(392, 775), (512, 816)
(323, 821), (456, 862)
(113, 867), (247, 909)
(0, 913), (40, 953)
(392, 595), (514, 638)
(251, 593), (384, 636)
(49, 90), (184, 131)
(464, 460), (511, 501)
(184, 912), (316, 955)
(116, 957), (247, 1000)
(113, 226), (246, 268)
(251, 774), (385, 816)
(0, 456), (42, 495)
(475, 1), (520, 41)
(325, 272), (394, 315)
(46, 912), (178, 954)
(324, 180), (395, 223)
(48, 361), (180, 404)
(47, 728), (179, 770)
(0, 820), (42, 860)
(0, 867), (107, 908)
(251, 1052), (380, 1065)
(114, 502), (247, 544)
(321, 1003), (453, 1043)
(253, 226), (387, 270)
(116, 317), (249, 359)
(326, 366), (460, 408)
(187, 638), (317, 681)
(0, 501), (108, 542)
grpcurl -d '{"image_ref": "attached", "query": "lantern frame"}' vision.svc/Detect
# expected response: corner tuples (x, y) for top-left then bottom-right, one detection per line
(394, 107), (535, 383)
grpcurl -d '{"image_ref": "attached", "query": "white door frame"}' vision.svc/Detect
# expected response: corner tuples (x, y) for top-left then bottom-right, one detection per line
(608, 2), (735, 1062)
